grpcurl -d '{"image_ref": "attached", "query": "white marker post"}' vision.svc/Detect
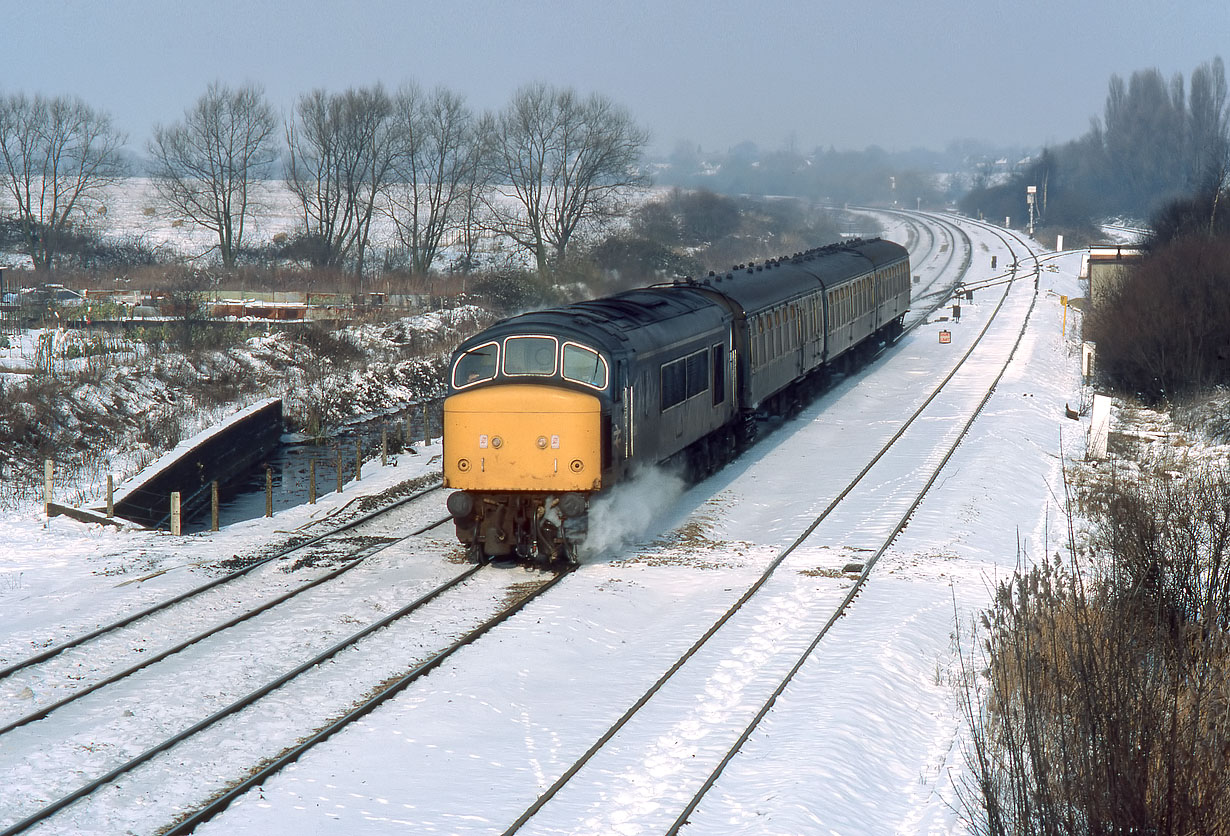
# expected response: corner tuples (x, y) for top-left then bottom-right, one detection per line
(171, 491), (182, 535)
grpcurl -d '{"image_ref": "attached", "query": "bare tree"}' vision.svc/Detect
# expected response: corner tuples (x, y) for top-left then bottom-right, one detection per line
(384, 84), (482, 275)
(1188, 57), (1230, 232)
(482, 83), (650, 273)
(285, 85), (396, 281)
(147, 82), (278, 268)
(0, 92), (126, 274)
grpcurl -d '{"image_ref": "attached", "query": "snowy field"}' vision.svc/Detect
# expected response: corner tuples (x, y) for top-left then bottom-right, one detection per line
(0, 215), (1093, 834)
(0, 177), (632, 271)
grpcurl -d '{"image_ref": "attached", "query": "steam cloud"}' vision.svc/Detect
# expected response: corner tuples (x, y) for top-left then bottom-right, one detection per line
(581, 467), (687, 560)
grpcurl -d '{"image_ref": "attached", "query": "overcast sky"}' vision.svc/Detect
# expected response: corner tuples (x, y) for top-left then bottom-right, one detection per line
(6, 0), (1228, 157)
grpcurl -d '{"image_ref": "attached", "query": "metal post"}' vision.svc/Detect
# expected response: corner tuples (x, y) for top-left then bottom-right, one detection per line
(171, 491), (181, 535)
(211, 481), (220, 532)
(265, 467), (273, 517)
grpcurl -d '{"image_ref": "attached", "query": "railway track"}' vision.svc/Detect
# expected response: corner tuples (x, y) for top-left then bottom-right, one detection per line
(0, 554), (567, 836)
(874, 207), (971, 331)
(496, 213), (1042, 833)
(0, 479), (447, 701)
(0, 480), (462, 834)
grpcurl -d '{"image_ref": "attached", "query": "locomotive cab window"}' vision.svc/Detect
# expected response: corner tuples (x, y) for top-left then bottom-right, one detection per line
(503, 335), (558, 376)
(453, 341), (499, 388)
(562, 342), (609, 389)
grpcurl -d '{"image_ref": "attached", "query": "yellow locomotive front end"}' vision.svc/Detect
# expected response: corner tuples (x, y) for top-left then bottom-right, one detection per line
(444, 383), (602, 562)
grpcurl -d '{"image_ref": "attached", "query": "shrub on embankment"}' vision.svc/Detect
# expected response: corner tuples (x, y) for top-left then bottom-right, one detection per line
(958, 454), (1230, 834)
(1087, 234), (1230, 404)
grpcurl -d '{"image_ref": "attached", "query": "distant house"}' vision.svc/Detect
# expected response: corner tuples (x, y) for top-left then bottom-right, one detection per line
(1081, 246), (1144, 307)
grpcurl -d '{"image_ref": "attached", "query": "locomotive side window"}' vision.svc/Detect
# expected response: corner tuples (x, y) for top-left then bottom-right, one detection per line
(686, 349), (708, 398)
(562, 342), (609, 389)
(453, 341), (499, 388)
(661, 358), (687, 409)
(503, 335), (558, 376)
(661, 348), (710, 411)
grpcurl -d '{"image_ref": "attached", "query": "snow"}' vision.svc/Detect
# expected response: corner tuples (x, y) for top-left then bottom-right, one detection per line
(0, 214), (1092, 835)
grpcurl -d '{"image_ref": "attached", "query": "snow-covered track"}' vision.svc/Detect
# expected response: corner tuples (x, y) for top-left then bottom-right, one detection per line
(0, 479), (452, 742)
(0, 480), (447, 690)
(498, 215), (1042, 834)
(0, 560), (566, 836)
(662, 216), (1044, 832)
(877, 207), (972, 333)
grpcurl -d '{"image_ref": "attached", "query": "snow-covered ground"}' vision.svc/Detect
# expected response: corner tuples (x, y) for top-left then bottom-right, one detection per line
(0, 214), (1093, 834)
(0, 177), (628, 271)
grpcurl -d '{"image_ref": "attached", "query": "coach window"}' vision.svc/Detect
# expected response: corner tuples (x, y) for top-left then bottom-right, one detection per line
(503, 335), (558, 376)
(452, 341), (499, 388)
(562, 342), (609, 389)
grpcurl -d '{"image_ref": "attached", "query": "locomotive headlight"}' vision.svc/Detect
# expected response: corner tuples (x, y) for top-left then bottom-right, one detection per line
(491, 435), (503, 449)
(536, 436), (548, 449)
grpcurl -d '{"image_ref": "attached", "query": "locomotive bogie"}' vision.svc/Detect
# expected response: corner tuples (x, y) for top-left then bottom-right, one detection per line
(448, 490), (588, 563)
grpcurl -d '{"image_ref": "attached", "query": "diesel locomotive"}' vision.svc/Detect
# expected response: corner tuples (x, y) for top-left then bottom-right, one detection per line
(443, 237), (911, 563)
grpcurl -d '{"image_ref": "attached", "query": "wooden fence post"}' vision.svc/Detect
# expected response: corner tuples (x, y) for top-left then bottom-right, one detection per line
(309, 458), (317, 504)
(265, 467), (273, 517)
(170, 491), (181, 535)
(211, 481), (219, 532)
(106, 474), (114, 518)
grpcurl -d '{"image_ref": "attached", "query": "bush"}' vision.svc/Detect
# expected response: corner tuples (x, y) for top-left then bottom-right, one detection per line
(1147, 188), (1230, 248)
(959, 465), (1230, 835)
(468, 269), (565, 315)
(1087, 236), (1230, 402)
(585, 235), (704, 291)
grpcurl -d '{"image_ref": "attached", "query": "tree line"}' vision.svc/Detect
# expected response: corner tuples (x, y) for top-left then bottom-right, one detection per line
(0, 81), (648, 278)
(961, 57), (1229, 232)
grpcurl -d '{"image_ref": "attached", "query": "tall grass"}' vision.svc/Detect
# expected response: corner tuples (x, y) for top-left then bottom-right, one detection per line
(958, 462), (1230, 834)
